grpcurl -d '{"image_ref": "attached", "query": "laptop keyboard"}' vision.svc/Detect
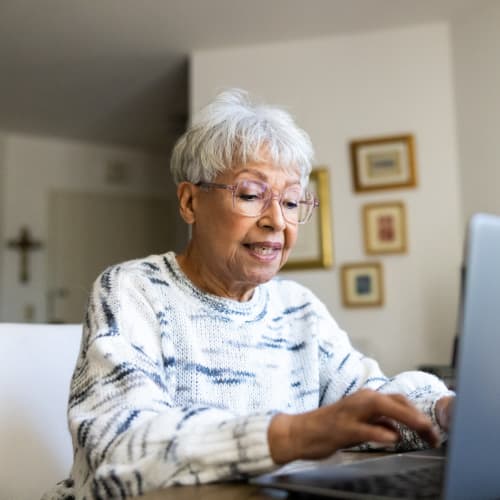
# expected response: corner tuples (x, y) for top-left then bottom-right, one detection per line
(328, 462), (444, 499)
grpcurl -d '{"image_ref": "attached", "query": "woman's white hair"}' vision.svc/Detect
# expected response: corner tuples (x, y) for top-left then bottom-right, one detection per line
(170, 89), (314, 187)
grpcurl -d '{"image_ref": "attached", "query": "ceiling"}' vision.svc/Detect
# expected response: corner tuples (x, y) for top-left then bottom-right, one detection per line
(0, 0), (493, 152)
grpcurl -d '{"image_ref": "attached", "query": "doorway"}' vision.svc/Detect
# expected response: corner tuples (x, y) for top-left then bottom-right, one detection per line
(48, 190), (181, 323)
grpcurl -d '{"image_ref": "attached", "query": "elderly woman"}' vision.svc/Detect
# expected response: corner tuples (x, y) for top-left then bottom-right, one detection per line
(45, 89), (453, 499)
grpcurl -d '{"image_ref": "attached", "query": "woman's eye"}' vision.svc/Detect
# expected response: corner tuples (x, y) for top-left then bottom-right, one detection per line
(283, 200), (299, 210)
(238, 193), (261, 201)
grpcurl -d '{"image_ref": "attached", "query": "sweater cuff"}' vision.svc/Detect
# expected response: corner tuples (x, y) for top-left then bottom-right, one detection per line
(407, 390), (455, 448)
(177, 413), (277, 482)
(428, 390), (455, 433)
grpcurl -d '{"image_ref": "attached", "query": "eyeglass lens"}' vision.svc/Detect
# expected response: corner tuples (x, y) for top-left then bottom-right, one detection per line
(233, 180), (313, 224)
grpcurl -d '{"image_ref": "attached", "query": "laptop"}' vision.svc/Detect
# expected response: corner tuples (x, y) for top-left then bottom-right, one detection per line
(251, 213), (500, 499)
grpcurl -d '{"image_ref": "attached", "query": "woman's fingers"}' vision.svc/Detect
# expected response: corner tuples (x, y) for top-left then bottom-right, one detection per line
(363, 392), (440, 447)
(353, 421), (400, 445)
(268, 390), (441, 464)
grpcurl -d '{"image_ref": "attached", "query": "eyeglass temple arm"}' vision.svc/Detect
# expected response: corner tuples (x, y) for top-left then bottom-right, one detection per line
(197, 182), (237, 192)
(299, 198), (320, 207)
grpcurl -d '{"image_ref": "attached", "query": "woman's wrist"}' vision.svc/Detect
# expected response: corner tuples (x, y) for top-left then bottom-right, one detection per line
(268, 413), (301, 464)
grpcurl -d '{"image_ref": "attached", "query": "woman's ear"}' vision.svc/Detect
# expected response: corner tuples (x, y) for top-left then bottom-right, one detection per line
(177, 182), (197, 224)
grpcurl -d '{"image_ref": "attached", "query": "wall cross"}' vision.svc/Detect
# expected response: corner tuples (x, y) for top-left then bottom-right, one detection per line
(6, 226), (43, 283)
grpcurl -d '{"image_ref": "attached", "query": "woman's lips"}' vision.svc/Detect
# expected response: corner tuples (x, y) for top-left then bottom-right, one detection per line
(244, 242), (283, 260)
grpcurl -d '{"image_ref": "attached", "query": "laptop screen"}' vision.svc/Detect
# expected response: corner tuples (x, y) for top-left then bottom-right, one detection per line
(444, 213), (500, 500)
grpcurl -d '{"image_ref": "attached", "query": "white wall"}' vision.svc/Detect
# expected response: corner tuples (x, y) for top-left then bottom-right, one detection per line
(453, 1), (500, 225)
(0, 133), (178, 323)
(191, 23), (463, 375)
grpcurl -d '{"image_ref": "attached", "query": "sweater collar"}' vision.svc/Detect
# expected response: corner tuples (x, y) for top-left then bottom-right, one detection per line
(162, 252), (269, 320)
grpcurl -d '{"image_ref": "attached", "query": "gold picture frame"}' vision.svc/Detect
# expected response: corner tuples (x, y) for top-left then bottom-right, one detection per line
(350, 134), (417, 192)
(363, 201), (407, 254)
(283, 167), (333, 270)
(341, 262), (384, 307)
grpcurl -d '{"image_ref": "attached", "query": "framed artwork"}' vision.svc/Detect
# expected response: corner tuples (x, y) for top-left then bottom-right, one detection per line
(283, 167), (333, 270)
(363, 201), (407, 254)
(350, 134), (417, 192)
(341, 262), (384, 307)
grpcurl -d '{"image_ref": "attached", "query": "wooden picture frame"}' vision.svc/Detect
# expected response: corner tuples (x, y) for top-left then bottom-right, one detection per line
(350, 134), (417, 192)
(363, 201), (407, 254)
(283, 167), (333, 270)
(341, 262), (384, 307)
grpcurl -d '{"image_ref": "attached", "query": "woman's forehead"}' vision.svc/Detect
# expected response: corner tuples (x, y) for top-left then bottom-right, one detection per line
(226, 163), (301, 184)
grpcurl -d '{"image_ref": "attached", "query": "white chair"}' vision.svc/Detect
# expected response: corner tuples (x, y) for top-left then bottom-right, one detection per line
(0, 323), (82, 500)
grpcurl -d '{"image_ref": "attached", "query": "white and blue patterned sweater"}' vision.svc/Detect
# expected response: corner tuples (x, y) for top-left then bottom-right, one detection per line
(44, 251), (451, 499)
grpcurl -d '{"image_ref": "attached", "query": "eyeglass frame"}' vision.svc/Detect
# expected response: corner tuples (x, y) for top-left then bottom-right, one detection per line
(195, 180), (319, 224)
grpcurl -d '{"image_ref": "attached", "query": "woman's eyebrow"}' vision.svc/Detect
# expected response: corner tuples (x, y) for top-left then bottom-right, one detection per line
(235, 168), (267, 180)
(235, 168), (301, 186)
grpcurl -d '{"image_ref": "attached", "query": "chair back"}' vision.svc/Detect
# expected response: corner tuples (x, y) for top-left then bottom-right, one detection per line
(0, 323), (82, 500)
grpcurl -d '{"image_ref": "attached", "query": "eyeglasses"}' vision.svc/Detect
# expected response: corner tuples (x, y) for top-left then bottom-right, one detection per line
(196, 180), (319, 224)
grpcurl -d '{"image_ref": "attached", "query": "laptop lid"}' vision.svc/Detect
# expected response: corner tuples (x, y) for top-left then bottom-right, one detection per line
(443, 213), (500, 499)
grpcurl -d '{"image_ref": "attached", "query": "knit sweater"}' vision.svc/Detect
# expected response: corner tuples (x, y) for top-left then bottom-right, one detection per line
(44, 251), (452, 499)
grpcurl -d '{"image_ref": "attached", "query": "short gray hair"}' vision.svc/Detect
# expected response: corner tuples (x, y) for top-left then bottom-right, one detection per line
(170, 89), (314, 187)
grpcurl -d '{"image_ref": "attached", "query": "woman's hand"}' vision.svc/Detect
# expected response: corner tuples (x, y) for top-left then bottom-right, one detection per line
(268, 389), (440, 464)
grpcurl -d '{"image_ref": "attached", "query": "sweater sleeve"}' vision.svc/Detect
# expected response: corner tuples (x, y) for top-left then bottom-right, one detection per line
(316, 302), (454, 450)
(68, 266), (275, 498)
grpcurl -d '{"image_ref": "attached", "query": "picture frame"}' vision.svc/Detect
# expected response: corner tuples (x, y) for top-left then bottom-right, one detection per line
(350, 134), (417, 192)
(341, 262), (384, 307)
(283, 167), (333, 270)
(363, 201), (407, 254)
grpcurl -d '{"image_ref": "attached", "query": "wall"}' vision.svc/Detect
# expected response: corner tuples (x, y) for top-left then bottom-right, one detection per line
(453, 1), (500, 225)
(191, 23), (463, 375)
(0, 133), (180, 323)
(0, 133), (6, 313)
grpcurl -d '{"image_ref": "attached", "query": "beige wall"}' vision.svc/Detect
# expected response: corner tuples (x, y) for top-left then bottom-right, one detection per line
(0, 133), (6, 313)
(453, 1), (500, 226)
(191, 23), (463, 375)
(0, 133), (177, 323)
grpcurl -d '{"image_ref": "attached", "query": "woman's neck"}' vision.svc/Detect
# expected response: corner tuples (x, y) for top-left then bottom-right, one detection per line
(175, 248), (255, 302)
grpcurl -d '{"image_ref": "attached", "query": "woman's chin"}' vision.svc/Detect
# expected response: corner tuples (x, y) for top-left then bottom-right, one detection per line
(246, 267), (281, 285)
(240, 251), (290, 284)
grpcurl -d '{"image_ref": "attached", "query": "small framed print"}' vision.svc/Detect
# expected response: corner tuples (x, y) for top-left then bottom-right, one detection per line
(341, 262), (384, 307)
(283, 167), (333, 270)
(350, 134), (417, 192)
(363, 201), (407, 254)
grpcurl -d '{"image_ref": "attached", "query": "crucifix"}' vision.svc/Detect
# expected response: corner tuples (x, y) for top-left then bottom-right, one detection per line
(6, 226), (43, 283)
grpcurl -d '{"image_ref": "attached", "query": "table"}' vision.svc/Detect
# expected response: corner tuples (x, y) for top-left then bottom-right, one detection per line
(138, 450), (388, 499)
(139, 482), (286, 500)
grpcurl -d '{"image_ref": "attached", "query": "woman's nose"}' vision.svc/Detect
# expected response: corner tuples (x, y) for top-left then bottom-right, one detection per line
(259, 194), (286, 230)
